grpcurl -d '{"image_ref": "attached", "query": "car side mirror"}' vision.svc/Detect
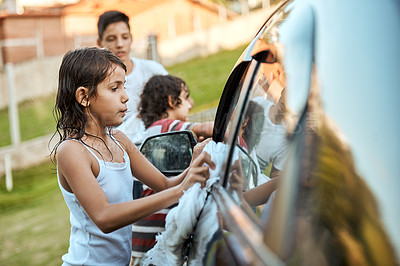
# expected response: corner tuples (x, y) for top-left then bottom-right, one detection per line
(139, 131), (197, 176)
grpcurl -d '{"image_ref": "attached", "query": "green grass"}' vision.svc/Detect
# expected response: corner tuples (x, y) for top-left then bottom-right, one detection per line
(0, 46), (247, 265)
(0, 161), (70, 266)
(0, 109), (11, 146)
(0, 95), (56, 148)
(166, 46), (245, 113)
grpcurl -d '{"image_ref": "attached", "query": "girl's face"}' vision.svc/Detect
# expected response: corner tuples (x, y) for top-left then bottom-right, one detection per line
(98, 21), (132, 64)
(169, 86), (193, 122)
(88, 64), (129, 127)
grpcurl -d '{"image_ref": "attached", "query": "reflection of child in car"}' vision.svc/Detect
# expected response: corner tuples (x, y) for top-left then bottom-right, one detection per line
(131, 74), (213, 263)
(240, 100), (265, 153)
(233, 100), (280, 210)
(238, 100), (268, 189)
(253, 89), (289, 179)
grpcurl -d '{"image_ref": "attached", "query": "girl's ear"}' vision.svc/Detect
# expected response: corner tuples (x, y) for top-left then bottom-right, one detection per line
(75, 86), (90, 107)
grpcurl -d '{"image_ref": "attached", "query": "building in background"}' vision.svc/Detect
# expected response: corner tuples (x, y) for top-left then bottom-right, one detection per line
(0, 7), (66, 65)
(0, 0), (237, 66)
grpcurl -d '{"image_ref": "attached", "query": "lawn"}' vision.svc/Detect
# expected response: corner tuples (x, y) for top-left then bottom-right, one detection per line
(0, 96), (57, 147)
(0, 45), (246, 265)
(167, 47), (244, 112)
(0, 161), (69, 266)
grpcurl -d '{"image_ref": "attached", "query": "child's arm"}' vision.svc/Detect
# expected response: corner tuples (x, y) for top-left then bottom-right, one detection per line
(57, 138), (213, 234)
(191, 121), (214, 141)
(115, 131), (214, 191)
(163, 138), (213, 187)
(242, 177), (280, 207)
(229, 157), (280, 207)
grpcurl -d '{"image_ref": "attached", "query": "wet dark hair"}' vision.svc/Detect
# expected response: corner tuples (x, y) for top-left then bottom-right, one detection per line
(243, 100), (265, 152)
(139, 75), (187, 128)
(97, 10), (130, 40)
(50, 47), (126, 162)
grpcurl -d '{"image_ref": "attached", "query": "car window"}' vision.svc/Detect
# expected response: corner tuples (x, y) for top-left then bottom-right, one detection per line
(210, 1), (305, 263)
(221, 2), (295, 218)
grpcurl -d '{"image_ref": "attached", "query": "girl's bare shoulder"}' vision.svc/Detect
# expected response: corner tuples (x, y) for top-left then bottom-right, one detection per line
(56, 139), (91, 161)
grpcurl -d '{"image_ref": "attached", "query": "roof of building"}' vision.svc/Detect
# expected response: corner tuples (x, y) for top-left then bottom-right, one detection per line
(1, 0), (238, 19)
(61, 0), (237, 18)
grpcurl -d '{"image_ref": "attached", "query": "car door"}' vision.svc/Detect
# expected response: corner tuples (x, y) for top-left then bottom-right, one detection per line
(205, 0), (400, 265)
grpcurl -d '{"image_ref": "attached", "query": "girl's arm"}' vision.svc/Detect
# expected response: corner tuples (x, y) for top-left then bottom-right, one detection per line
(243, 177), (280, 207)
(115, 131), (186, 191)
(163, 138), (213, 187)
(57, 138), (213, 234)
(115, 131), (214, 191)
(229, 157), (280, 207)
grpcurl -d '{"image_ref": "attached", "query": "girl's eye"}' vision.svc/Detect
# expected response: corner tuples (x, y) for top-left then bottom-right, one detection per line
(112, 87), (118, 91)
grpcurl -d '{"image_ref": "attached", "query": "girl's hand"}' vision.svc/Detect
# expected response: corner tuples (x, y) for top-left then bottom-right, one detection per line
(191, 138), (212, 163)
(229, 158), (245, 199)
(181, 150), (215, 192)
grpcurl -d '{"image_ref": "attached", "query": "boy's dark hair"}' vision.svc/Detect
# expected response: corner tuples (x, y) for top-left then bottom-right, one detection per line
(139, 75), (187, 128)
(97, 10), (130, 40)
(51, 47), (126, 162)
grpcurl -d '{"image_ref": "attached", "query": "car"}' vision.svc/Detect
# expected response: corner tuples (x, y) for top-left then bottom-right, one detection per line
(140, 0), (400, 265)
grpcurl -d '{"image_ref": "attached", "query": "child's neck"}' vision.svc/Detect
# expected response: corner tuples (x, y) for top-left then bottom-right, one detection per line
(165, 109), (182, 121)
(83, 121), (109, 141)
(124, 58), (134, 75)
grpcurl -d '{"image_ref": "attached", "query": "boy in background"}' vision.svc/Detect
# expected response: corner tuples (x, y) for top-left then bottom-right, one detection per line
(97, 11), (168, 146)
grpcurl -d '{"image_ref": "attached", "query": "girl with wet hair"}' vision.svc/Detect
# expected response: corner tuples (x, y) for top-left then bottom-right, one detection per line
(51, 47), (214, 266)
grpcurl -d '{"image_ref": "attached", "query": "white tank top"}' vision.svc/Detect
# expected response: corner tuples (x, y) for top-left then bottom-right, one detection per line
(58, 137), (134, 266)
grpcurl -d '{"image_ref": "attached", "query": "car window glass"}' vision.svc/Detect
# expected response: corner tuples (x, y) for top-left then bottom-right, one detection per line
(222, 10), (295, 220)
(216, 1), (305, 259)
